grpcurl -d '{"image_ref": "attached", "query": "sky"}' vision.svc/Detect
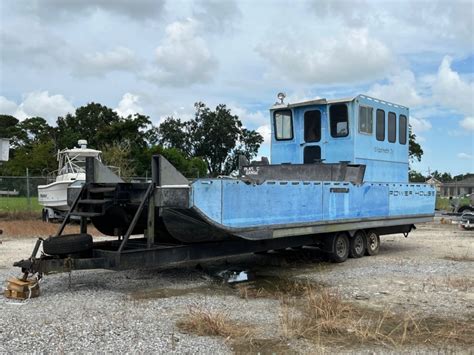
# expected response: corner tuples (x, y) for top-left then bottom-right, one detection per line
(0, 0), (473, 175)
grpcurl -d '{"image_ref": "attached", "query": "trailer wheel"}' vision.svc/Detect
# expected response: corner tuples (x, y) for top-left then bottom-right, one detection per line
(331, 232), (349, 263)
(365, 231), (380, 256)
(43, 233), (93, 256)
(349, 231), (366, 258)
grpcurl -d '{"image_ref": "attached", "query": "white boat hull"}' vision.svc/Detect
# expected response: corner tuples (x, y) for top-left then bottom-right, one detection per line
(38, 180), (81, 211)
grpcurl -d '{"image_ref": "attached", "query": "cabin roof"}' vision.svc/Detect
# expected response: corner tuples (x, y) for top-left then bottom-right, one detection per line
(270, 94), (408, 110)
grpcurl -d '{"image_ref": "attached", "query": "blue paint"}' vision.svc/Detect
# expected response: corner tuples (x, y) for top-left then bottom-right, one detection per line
(270, 95), (410, 182)
(190, 180), (434, 229)
(189, 95), (435, 232)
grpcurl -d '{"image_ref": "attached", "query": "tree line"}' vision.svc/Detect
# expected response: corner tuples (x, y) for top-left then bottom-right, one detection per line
(409, 170), (473, 183)
(1, 101), (430, 180)
(0, 102), (263, 178)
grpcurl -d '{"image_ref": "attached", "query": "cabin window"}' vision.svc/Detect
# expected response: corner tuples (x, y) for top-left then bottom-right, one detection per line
(359, 106), (373, 134)
(388, 112), (396, 143)
(304, 110), (321, 142)
(274, 110), (293, 140)
(399, 114), (407, 145)
(376, 109), (385, 141)
(330, 104), (349, 138)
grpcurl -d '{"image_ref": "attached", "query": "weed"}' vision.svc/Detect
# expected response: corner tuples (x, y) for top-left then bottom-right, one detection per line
(176, 305), (255, 339)
(279, 283), (474, 349)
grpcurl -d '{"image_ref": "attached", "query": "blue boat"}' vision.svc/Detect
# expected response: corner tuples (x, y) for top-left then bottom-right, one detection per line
(158, 94), (435, 250)
(13, 94), (436, 277)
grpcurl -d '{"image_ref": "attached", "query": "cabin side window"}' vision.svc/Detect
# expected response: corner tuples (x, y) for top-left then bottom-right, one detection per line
(376, 109), (385, 141)
(274, 110), (293, 140)
(399, 114), (407, 145)
(388, 112), (396, 143)
(330, 104), (349, 138)
(304, 110), (321, 142)
(359, 106), (373, 134)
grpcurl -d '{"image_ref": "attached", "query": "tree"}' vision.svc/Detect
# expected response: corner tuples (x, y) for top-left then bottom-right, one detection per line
(56, 103), (121, 149)
(101, 141), (136, 178)
(1, 139), (56, 176)
(157, 117), (192, 155)
(409, 125), (423, 163)
(135, 145), (207, 178)
(409, 170), (426, 182)
(0, 115), (27, 148)
(157, 102), (264, 176)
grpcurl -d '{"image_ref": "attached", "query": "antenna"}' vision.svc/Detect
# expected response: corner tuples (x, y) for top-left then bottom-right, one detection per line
(276, 92), (286, 104)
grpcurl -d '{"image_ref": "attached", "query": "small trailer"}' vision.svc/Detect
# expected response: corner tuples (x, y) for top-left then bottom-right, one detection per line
(12, 94), (435, 282)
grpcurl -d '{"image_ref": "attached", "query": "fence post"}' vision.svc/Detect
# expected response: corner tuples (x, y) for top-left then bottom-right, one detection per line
(26, 168), (31, 211)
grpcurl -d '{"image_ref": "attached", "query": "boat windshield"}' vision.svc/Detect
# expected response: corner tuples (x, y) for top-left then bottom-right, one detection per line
(58, 153), (91, 175)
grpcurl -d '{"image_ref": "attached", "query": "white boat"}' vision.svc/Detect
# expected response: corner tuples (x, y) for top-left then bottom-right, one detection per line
(38, 140), (101, 220)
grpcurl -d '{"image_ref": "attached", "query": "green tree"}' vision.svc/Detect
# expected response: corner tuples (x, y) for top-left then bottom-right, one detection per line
(1, 140), (56, 176)
(0, 115), (27, 148)
(409, 125), (423, 163)
(136, 145), (207, 178)
(157, 102), (263, 176)
(56, 103), (121, 149)
(101, 141), (135, 178)
(409, 170), (426, 182)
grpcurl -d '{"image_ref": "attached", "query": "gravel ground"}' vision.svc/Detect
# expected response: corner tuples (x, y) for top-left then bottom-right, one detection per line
(0, 222), (473, 353)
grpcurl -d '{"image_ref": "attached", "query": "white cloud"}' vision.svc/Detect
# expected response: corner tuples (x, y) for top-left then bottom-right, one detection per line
(193, 0), (241, 33)
(308, 0), (370, 27)
(367, 70), (423, 107)
(0, 92), (75, 124)
(432, 56), (474, 116)
(460, 117), (474, 131)
(0, 97), (18, 116)
(410, 117), (432, 133)
(144, 19), (217, 86)
(0, 24), (69, 67)
(256, 124), (271, 154)
(257, 29), (394, 84)
(75, 47), (139, 77)
(22, 0), (165, 21)
(230, 106), (267, 128)
(457, 152), (472, 160)
(308, 0), (473, 53)
(114, 93), (143, 118)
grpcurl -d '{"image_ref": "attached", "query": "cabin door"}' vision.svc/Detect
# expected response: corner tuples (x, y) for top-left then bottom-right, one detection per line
(302, 109), (324, 163)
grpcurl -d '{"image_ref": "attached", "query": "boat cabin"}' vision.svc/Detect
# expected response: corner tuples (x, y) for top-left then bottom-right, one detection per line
(270, 94), (409, 183)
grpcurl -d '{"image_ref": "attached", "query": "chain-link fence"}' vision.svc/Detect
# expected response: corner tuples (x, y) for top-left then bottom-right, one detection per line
(0, 175), (151, 210)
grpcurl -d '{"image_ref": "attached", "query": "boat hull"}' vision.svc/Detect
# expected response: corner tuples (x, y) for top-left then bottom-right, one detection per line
(38, 181), (80, 211)
(89, 179), (436, 244)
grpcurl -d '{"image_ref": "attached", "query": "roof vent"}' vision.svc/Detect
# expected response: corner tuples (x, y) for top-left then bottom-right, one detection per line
(78, 140), (87, 149)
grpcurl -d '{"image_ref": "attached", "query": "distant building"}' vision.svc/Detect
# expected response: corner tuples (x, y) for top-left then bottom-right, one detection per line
(440, 176), (474, 197)
(426, 177), (442, 193)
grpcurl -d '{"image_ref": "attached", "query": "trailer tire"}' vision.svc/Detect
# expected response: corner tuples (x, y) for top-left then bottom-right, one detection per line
(349, 231), (366, 258)
(331, 232), (349, 263)
(43, 233), (93, 256)
(365, 231), (380, 256)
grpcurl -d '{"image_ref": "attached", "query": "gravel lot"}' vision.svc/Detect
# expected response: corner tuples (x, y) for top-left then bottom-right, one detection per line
(1, 222), (473, 353)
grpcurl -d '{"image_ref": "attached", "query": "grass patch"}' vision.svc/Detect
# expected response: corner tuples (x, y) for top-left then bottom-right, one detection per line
(445, 276), (474, 291)
(176, 305), (255, 339)
(0, 197), (42, 213)
(436, 196), (470, 211)
(235, 276), (321, 300)
(279, 283), (474, 349)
